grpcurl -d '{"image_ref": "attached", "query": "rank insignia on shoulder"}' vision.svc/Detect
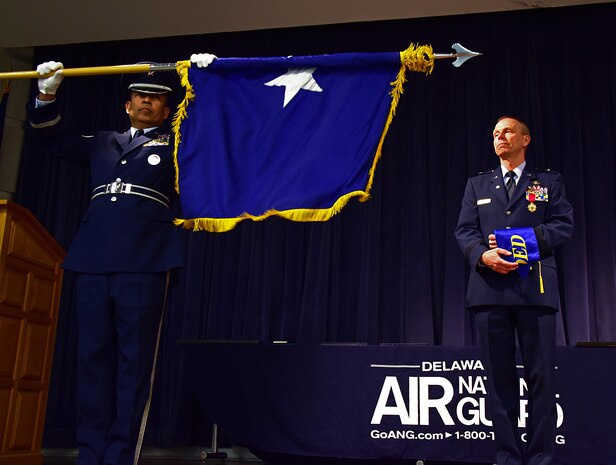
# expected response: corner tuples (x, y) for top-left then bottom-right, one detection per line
(471, 170), (493, 177)
(144, 134), (170, 147)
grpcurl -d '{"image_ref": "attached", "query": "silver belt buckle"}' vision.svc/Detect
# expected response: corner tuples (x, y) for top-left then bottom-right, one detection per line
(108, 181), (132, 194)
(109, 181), (121, 194)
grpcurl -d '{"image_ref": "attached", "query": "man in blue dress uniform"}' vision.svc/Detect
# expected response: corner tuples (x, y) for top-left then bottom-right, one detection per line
(30, 55), (214, 465)
(455, 116), (573, 465)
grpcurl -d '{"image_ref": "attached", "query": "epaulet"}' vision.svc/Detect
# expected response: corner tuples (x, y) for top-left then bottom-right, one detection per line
(470, 169), (494, 178)
(536, 168), (561, 175)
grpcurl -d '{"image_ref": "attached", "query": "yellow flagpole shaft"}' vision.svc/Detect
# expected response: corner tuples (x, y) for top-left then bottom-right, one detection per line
(0, 63), (178, 80)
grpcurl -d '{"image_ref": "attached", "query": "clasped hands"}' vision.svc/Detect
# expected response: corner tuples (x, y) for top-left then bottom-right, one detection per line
(481, 234), (518, 275)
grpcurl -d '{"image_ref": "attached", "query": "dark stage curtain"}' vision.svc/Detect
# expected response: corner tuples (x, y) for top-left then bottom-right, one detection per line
(14, 3), (616, 448)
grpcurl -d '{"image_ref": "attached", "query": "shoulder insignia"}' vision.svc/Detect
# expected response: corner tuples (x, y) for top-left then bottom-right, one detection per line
(535, 167), (561, 175)
(470, 169), (494, 177)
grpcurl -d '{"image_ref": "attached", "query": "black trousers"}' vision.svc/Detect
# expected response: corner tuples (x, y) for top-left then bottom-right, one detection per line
(474, 305), (557, 465)
(75, 272), (168, 465)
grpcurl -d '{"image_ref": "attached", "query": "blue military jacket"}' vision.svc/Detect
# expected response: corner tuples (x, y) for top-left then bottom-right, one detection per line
(455, 166), (573, 310)
(30, 99), (185, 273)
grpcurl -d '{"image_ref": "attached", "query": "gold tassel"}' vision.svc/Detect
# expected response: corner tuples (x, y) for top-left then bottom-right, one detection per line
(171, 60), (194, 194)
(364, 43), (434, 196)
(539, 261), (545, 294)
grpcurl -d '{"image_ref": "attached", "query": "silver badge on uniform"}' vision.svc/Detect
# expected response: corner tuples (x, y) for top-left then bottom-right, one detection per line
(147, 154), (161, 165)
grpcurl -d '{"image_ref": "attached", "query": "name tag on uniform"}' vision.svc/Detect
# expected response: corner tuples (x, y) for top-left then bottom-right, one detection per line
(476, 198), (491, 205)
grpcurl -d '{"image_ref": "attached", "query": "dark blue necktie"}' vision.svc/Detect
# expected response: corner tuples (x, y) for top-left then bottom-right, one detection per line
(505, 171), (516, 199)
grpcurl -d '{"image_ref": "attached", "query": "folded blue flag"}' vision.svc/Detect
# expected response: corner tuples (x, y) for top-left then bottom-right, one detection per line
(172, 45), (434, 232)
(494, 227), (541, 278)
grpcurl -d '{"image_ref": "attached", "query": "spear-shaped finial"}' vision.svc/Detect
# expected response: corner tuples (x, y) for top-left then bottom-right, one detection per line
(435, 43), (482, 67)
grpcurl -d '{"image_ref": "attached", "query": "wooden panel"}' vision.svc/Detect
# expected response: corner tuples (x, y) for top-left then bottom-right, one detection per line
(20, 323), (49, 382)
(6, 221), (58, 272)
(28, 276), (56, 317)
(0, 388), (11, 451)
(0, 267), (27, 311)
(8, 390), (41, 451)
(0, 202), (64, 463)
(0, 316), (22, 378)
(0, 452), (42, 465)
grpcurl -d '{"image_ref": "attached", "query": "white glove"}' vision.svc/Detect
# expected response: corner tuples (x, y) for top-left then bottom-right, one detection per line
(37, 61), (64, 95)
(190, 53), (217, 68)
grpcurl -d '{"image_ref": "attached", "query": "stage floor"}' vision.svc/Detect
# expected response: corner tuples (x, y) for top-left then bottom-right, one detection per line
(42, 448), (261, 465)
(43, 458), (488, 465)
(42, 450), (490, 465)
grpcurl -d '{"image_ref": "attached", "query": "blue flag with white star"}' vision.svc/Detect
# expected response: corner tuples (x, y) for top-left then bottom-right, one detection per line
(173, 47), (434, 232)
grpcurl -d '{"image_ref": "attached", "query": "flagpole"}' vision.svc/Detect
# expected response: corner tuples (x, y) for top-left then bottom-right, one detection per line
(0, 42), (481, 80)
(0, 62), (178, 80)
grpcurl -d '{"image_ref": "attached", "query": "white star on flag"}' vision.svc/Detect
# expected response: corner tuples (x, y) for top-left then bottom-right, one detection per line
(264, 67), (323, 108)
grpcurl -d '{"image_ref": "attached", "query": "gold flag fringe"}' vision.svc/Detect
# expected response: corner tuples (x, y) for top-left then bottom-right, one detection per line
(171, 60), (194, 194)
(174, 190), (369, 233)
(173, 44), (434, 233)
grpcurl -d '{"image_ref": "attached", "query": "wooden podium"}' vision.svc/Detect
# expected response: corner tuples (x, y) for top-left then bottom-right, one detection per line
(0, 201), (65, 465)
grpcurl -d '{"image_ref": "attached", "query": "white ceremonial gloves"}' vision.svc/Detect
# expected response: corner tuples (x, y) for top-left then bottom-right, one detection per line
(37, 61), (65, 95)
(190, 53), (217, 68)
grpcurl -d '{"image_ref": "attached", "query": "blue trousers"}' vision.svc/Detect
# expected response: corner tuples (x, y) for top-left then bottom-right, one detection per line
(475, 306), (557, 465)
(75, 272), (168, 465)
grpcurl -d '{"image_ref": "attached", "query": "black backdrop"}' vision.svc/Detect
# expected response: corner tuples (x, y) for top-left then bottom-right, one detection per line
(13, 2), (616, 449)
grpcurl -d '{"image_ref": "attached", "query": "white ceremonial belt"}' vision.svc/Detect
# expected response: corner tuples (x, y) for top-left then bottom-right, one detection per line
(91, 181), (170, 208)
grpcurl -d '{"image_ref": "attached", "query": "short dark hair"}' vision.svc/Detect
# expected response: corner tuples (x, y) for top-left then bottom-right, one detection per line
(495, 115), (530, 135)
